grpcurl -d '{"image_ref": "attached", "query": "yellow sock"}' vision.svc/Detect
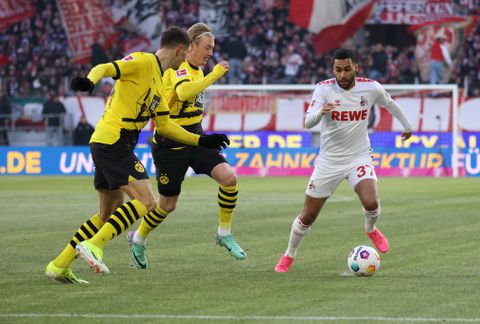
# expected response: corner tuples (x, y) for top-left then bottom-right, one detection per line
(138, 206), (169, 239)
(218, 185), (238, 235)
(89, 199), (148, 249)
(53, 213), (104, 268)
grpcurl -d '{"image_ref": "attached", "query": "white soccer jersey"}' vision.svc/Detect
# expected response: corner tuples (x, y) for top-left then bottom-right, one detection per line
(305, 77), (411, 160)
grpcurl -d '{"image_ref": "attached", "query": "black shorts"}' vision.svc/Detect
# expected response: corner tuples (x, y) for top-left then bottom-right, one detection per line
(90, 141), (149, 190)
(152, 144), (227, 196)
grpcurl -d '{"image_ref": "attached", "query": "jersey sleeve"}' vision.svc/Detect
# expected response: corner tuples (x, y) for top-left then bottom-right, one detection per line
(172, 66), (191, 90)
(306, 86), (326, 114)
(373, 81), (412, 132)
(304, 85), (326, 129)
(111, 52), (147, 81)
(373, 81), (394, 106)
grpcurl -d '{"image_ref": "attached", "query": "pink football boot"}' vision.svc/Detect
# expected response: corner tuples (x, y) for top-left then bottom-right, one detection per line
(367, 227), (389, 253)
(275, 255), (294, 273)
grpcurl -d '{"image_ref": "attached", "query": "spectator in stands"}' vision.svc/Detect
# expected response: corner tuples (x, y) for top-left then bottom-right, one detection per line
(430, 35), (452, 84)
(42, 92), (66, 146)
(73, 115), (94, 146)
(369, 43), (388, 81)
(90, 34), (109, 96)
(0, 95), (12, 146)
(224, 31), (248, 84)
(282, 44), (304, 83)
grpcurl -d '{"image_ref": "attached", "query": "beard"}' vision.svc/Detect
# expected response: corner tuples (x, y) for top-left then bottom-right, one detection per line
(335, 75), (355, 90)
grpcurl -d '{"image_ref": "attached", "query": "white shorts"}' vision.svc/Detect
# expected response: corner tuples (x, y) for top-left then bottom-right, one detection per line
(305, 153), (377, 198)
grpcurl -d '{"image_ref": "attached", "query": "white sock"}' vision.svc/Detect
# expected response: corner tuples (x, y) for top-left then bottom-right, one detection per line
(133, 230), (146, 246)
(217, 226), (231, 237)
(364, 205), (381, 233)
(285, 216), (311, 258)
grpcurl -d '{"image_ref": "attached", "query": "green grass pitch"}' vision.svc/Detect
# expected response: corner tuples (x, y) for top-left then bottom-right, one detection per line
(0, 176), (479, 323)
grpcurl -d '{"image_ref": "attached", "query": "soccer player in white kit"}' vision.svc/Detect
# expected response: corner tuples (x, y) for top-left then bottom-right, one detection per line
(274, 48), (413, 273)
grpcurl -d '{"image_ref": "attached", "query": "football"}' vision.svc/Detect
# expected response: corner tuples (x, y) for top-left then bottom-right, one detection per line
(347, 245), (381, 276)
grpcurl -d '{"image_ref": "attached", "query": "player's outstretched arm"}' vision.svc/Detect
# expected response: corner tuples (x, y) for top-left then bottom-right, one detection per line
(152, 114), (229, 150)
(71, 63), (117, 94)
(175, 63), (228, 101)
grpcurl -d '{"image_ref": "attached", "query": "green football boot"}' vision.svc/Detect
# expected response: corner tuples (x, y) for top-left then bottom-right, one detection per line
(215, 233), (246, 260)
(128, 231), (147, 269)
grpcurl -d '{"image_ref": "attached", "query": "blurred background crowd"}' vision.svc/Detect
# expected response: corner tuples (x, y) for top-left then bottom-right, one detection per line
(1, 0), (479, 99)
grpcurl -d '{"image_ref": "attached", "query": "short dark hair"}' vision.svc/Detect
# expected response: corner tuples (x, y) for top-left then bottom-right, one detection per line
(332, 48), (357, 64)
(160, 26), (191, 48)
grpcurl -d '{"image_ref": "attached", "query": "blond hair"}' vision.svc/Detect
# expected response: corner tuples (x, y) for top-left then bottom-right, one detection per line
(187, 23), (214, 44)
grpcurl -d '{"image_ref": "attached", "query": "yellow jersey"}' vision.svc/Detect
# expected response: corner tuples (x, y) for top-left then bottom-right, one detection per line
(164, 60), (206, 126)
(89, 52), (170, 145)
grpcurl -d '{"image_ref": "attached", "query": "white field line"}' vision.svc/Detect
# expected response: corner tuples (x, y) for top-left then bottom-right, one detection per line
(0, 313), (479, 322)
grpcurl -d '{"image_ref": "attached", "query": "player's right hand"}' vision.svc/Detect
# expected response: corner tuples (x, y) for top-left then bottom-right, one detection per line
(217, 61), (230, 72)
(198, 134), (230, 150)
(71, 77), (94, 94)
(321, 103), (336, 115)
(212, 62), (230, 77)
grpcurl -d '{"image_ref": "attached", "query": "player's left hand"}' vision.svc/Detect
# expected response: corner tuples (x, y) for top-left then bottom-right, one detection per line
(401, 131), (412, 141)
(199, 133), (230, 150)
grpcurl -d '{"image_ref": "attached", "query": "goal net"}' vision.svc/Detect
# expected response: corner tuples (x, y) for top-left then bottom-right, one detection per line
(205, 84), (461, 178)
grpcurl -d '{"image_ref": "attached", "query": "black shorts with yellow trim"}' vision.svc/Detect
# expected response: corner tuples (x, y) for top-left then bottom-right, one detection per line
(151, 144), (227, 197)
(90, 140), (149, 190)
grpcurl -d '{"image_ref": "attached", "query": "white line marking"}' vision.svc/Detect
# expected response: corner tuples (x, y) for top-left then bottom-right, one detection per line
(0, 314), (479, 322)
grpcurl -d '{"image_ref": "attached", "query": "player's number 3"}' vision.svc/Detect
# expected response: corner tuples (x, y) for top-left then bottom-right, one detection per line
(356, 165), (374, 178)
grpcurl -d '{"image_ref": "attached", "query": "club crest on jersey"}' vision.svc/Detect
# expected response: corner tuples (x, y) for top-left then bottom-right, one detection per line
(122, 55), (134, 62)
(360, 96), (368, 107)
(176, 69), (188, 78)
(334, 100), (341, 106)
(158, 174), (169, 185)
(134, 161), (145, 173)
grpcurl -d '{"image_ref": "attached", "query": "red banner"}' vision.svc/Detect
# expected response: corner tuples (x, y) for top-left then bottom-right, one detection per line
(56, 0), (116, 64)
(0, 0), (35, 31)
(289, 0), (377, 53)
(408, 16), (477, 82)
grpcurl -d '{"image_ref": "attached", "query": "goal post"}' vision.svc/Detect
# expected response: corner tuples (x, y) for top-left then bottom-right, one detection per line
(207, 83), (460, 178)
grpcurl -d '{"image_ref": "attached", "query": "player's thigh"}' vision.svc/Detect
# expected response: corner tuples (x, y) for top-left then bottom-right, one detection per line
(90, 142), (149, 190)
(306, 163), (345, 198)
(346, 154), (378, 190)
(152, 145), (191, 197)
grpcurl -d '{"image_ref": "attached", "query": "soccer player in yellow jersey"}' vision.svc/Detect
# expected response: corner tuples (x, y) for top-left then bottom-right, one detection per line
(127, 23), (245, 270)
(45, 26), (230, 283)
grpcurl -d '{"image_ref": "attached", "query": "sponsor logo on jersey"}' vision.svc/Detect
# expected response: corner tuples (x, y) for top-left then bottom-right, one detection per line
(148, 94), (161, 113)
(122, 55), (134, 62)
(331, 109), (368, 121)
(176, 69), (188, 78)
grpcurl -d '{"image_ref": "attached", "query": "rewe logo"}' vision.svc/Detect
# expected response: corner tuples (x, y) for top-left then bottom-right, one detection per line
(331, 109), (368, 121)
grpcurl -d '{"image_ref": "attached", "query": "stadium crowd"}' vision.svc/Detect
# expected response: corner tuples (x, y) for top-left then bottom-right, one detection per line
(0, 0), (479, 97)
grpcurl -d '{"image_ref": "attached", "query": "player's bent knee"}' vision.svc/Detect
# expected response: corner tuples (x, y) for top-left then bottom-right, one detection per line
(363, 199), (379, 212)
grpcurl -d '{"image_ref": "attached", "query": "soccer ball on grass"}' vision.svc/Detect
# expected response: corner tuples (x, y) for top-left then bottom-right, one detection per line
(347, 245), (380, 276)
